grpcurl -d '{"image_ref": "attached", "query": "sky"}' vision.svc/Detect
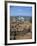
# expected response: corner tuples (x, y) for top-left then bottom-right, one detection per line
(10, 6), (32, 16)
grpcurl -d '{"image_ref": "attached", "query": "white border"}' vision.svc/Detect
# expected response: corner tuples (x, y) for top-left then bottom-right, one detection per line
(7, 3), (35, 43)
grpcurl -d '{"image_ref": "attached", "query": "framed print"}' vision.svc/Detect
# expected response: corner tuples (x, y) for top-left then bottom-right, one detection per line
(5, 1), (36, 45)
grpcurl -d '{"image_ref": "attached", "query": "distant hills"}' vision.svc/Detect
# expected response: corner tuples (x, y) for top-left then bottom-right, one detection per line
(10, 16), (32, 22)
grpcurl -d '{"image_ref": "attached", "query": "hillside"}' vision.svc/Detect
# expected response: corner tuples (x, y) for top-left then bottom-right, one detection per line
(10, 16), (32, 40)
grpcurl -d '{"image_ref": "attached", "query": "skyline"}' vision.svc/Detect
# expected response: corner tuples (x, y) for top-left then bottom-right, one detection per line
(10, 6), (32, 16)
